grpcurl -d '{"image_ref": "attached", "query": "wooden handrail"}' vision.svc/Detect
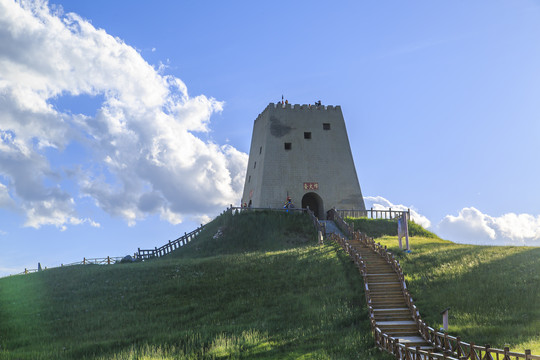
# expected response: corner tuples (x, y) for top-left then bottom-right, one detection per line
(328, 209), (539, 360)
(137, 223), (206, 260)
(336, 207), (410, 220)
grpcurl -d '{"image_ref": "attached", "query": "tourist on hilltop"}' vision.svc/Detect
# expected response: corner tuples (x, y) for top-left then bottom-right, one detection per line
(284, 196), (293, 212)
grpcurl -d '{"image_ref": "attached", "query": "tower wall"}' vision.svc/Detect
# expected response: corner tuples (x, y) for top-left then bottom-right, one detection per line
(241, 103), (365, 216)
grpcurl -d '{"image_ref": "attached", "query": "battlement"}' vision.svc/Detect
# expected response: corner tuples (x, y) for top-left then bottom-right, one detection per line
(256, 103), (342, 122)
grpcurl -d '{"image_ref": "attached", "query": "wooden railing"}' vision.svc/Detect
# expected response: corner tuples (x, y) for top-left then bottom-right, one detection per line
(61, 256), (125, 266)
(337, 207), (410, 220)
(328, 208), (354, 238)
(329, 209), (539, 360)
(15, 268), (40, 275)
(228, 206), (306, 214)
(12, 205), (324, 276)
(137, 224), (205, 260)
(12, 223), (208, 275)
(13, 256), (126, 276)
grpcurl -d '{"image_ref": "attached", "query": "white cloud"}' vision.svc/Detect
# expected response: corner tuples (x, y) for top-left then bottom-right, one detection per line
(363, 195), (432, 229)
(437, 207), (540, 246)
(0, 182), (15, 209)
(0, 0), (248, 229)
(364, 197), (540, 246)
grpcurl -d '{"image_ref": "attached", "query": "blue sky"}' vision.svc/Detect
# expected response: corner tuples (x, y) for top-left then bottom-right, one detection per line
(1, 0), (540, 276)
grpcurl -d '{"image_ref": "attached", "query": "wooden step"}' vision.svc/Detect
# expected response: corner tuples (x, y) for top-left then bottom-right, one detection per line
(395, 336), (431, 346)
(376, 321), (418, 332)
(346, 243), (433, 351)
(369, 293), (403, 299)
(374, 314), (413, 321)
(370, 296), (404, 301)
(373, 308), (410, 314)
(367, 273), (399, 279)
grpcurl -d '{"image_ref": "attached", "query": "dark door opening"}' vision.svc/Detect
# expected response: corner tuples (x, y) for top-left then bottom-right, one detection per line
(302, 192), (324, 219)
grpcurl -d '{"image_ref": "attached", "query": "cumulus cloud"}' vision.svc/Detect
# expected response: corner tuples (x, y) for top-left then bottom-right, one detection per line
(437, 207), (540, 246)
(364, 197), (540, 246)
(363, 195), (432, 229)
(0, 0), (247, 229)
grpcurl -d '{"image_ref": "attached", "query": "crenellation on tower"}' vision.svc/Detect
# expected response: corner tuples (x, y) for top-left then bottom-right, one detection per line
(241, 102), (365, 218)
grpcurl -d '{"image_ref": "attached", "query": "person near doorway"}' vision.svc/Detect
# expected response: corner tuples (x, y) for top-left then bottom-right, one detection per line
(284, 196), (293, 212)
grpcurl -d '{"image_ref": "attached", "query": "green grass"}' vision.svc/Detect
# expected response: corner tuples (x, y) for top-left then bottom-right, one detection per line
(374, 235), (540, 354)
(0, 211), (391, 360)
(345, 218), (438, 239)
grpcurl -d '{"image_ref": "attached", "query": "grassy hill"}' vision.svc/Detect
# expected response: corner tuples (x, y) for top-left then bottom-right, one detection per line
(350, 218), (540, 354)
(345, 218), (438, 239)
(0, 211), (391, 360)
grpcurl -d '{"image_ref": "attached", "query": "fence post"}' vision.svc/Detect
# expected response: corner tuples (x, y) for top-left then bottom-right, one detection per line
(83, 257), (86, 265)
(107, 256), (110, 265)
(525, 350), (531, 360)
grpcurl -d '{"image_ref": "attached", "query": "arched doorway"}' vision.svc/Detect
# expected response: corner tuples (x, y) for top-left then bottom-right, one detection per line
(302, 192), (324, 219)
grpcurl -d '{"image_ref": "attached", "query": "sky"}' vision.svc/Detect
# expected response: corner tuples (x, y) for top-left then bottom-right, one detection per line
(1, 0), (540, 276)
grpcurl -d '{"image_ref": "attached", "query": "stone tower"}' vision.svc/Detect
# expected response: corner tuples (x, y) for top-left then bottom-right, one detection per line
(241, 103), (365, 218)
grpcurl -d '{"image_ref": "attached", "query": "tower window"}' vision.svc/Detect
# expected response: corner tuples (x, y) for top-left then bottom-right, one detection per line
(323, 123), (331, 130)
(304, 132), (312, 139)
(259, 146), (262, 154)
(254, 162), (256, 169)
(248, 175), (251, 183)
(284, 142), (292, 150)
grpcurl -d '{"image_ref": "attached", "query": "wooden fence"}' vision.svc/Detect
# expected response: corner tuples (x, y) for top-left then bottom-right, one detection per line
(12, 205), (325, 276)
(337, 207), (410, 220)
(13, 256), (126, 276)
(328, 209), (539, 360)
(228, 206), (306, 214)
(61, 256), (125, 266)
(137, 224), (205, 260)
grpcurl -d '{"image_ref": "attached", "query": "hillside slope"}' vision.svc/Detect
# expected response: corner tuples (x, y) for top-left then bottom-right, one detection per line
(0, 211), (391, 360)
(374, 235), (540, 354)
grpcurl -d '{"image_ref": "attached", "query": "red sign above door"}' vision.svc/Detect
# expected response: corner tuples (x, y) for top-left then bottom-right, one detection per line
(303, 182), (319, 191)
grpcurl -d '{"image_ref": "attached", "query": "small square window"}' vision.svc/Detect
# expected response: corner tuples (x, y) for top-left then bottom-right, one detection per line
(323, 123), (331, 130)
(284, 142), (292, 150)
(304, 132), (312, 139)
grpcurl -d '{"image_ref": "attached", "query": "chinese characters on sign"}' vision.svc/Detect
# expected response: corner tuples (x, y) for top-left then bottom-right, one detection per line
(303, 182), (319, 190)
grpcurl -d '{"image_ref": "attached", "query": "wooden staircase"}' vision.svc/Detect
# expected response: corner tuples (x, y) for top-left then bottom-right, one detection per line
(347, 238), (434, 350)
